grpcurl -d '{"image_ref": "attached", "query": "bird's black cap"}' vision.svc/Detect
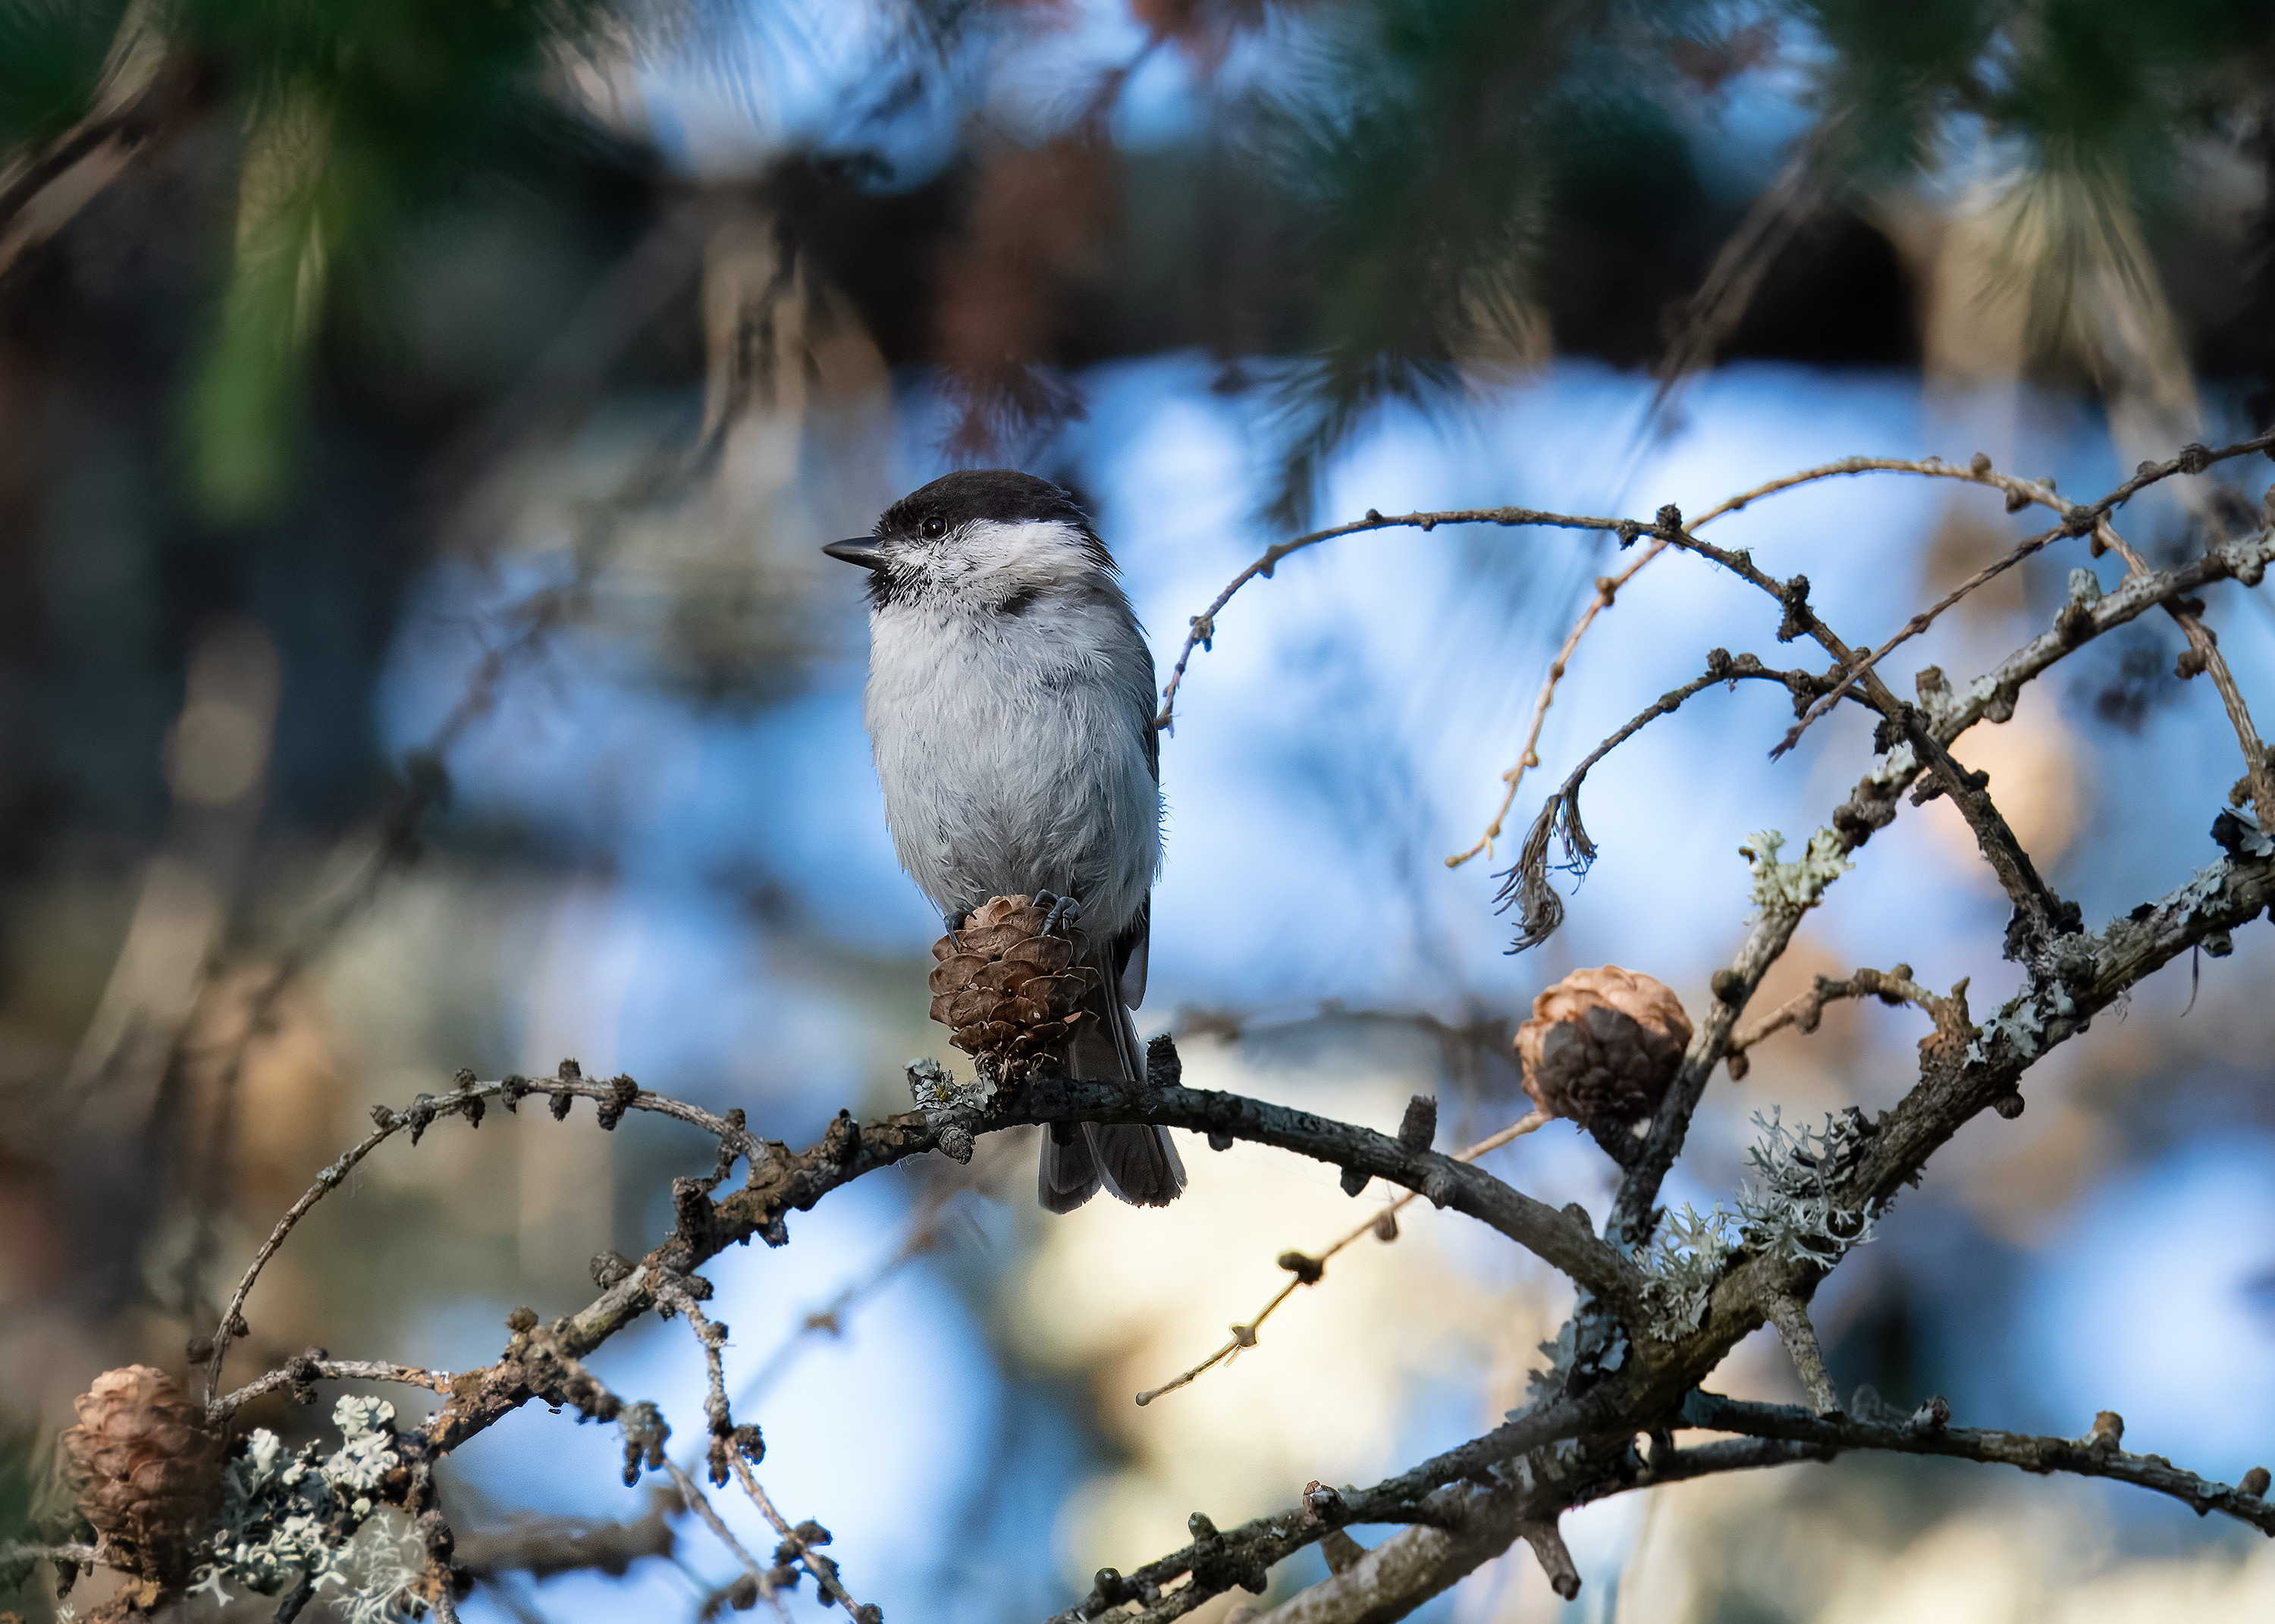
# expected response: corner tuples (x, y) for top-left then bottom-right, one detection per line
(823, 470), (1105, 573)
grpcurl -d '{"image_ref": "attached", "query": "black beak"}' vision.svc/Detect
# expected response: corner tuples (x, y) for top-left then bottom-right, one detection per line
(823, 538), (889, 571)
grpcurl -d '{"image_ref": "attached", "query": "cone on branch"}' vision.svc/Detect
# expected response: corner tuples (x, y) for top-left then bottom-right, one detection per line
(1515, 966), (1693, 1130)
(59, 1365), (224, 1591)
(928, 895), (1097, 1080)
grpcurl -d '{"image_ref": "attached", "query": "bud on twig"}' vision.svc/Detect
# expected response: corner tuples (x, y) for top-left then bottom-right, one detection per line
(1398, 1094), (1437, 1152)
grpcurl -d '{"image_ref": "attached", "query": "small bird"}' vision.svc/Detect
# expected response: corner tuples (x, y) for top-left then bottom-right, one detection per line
(825, 470), (1187, 1212)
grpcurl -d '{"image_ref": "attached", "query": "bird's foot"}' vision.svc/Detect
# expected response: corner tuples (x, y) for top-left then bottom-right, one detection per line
(943, 911), (968, 950)
(1035, 891), (1083, 936)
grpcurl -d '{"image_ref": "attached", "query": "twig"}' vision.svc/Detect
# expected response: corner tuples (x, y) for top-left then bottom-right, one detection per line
(734, 1194), (950, 1404)
(203, 1118), (397, 1412)
(1681, 1390), (2275, 1535)
(2068, 508), (2275, 830)
(1153, 503), (1659, 734)
(212, 1359), (454, 1416)
(2091, 515), (2275, 832)
(1151, 444), (2173, 873)
(453, 1503), (676, 1582)
(657, 1457), (789, 1622)
(1724, 964), (1960, 1079)
(1443, 535), (1676, 867)
(654, 1265), (880, 1622)
(1768, 434), (2275, 757)
(725, 1453), (880, 1623)
(1493, 651), (1878, 947)
(1919, 525), (2275, 751)
(1897, 707), (2078, 948)
(1134, 1111), (1550, 1406)
(1761, 1294), (1840, 1416)
(206, 1062), (763, 1415)
(1448, 450), (2080, 868)
(1517, 1519), (1580, 1602)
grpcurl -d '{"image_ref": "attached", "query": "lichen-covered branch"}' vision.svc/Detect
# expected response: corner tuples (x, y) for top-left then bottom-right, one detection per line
(194, 1061), (1625, 1469)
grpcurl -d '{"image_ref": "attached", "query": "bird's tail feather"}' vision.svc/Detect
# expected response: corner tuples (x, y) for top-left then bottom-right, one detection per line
(1037, 936), (1186, 1212)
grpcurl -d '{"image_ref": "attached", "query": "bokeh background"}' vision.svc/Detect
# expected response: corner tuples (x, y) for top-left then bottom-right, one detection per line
(5, 1), (2275, 1619)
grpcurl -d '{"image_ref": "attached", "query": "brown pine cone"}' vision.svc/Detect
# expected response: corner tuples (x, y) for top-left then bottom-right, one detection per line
(1515, 966), (1693, 1129)
(928, 895), (1097, 1080)
(59, 1365), (224, 1588)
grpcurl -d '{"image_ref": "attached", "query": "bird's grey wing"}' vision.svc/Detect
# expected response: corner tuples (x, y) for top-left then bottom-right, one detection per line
(1122, 624), (1158, 1010)
(1116, 906), (1147, 1010)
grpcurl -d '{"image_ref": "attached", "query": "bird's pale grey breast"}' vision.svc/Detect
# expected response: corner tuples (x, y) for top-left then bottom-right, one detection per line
(864, 582), (1158, 937)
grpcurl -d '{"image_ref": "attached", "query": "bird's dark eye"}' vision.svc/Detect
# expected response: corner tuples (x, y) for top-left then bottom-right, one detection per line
(921, 515), (946, 540)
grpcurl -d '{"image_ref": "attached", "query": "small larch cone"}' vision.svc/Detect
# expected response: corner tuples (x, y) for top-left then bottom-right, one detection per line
(928, 895), (1097, 1081)
(1515, 966), (1693, 1129)
(60, 1365), (225, 1590)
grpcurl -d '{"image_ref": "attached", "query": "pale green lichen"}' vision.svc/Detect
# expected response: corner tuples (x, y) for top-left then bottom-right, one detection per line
(1864, 740), (1919, 789)
(1639, 1204), (1735, 1341)
(905, 1057), (987, 1112)
(1967, 1002), (2044, 1067)
(1743, 829), (1853, 920)
(1734, 1107), (1877, 1268)
(187, 1396), (420, 1619)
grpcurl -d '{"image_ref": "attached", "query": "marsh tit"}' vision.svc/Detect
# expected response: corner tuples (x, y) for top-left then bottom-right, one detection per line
(826, 470), (1186, 1212)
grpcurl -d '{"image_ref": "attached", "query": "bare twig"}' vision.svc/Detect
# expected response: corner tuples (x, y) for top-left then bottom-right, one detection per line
(1768, 434), (2275, 757)
(1724, 964), (1963, 1079)
(1762, 1294), (1840, 1416)
(1448, 450), (2122, 868)
(734, 1188), (954, 1404)
(1682, 1390), (2275, 1535)
(1134, 1111), (1550, 1406)
(2086, 514), (2275, 832)
(206, 1062), (764, 1415)
(1153, 502), (1657, 735)
(453, 1503), (676, 1583)
(212, 1359), (453, 1416)
(657, 1457), (789, 1622)
(408, 1062), (1640, 1465)
(725, 1453), (880, 1623)
(1493, 651), (1876, 946)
